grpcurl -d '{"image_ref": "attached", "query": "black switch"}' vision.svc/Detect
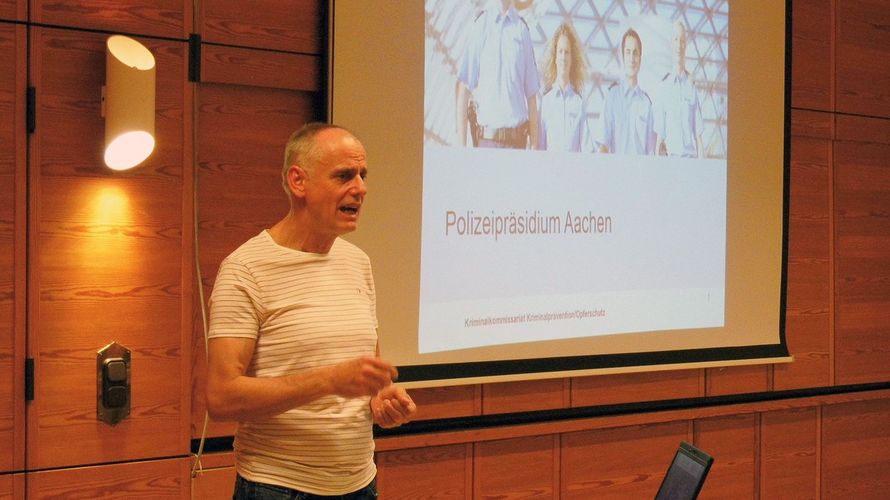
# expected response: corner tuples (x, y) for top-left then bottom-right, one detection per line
(102, 358), (129, 409)
(97, 342), (131, 425)
(104, 359), (127, 383)
(105, 386), (128, 408)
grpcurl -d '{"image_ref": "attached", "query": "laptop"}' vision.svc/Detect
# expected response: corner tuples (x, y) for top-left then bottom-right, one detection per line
(654, 441), (714, 500)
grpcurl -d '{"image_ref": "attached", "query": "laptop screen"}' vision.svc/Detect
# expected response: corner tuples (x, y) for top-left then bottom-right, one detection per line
(654, 442), (714, 500)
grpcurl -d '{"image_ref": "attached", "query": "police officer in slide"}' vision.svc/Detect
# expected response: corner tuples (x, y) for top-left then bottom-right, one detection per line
(596, 28), (656, 155)
(456, 0), (540, 149)
(655, 20), (704, 158)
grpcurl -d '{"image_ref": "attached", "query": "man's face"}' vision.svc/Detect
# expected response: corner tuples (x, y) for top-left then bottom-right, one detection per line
(623, 35), (641, 80)
(302, 129), (368, 237)
(672, 23), (687, 65)
(555, 34), (572, 82)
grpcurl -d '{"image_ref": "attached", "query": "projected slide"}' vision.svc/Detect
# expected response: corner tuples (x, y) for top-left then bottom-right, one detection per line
(419, 1), (729, 353)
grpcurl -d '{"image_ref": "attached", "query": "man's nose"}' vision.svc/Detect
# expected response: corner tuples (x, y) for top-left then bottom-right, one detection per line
(351, 176), (368, 195)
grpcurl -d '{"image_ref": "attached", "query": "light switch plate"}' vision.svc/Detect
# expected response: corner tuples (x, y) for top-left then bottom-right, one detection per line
(97, 341), (131, 425)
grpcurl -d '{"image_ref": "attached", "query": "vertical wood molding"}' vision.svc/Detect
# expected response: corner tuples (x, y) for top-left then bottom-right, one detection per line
(24, 25), (45, 472)
(180, 55), (196, 455)
(0, 21), (27, 474)
(816, 405), (823, 499)
(12, 21), (25, 475)
(830, 0), (837, 113)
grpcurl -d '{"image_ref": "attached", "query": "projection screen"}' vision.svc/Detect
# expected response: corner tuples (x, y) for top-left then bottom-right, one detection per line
(329, 0), (791, 387)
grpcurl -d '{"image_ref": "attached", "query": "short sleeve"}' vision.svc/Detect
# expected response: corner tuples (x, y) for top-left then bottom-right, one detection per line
(208, 257), (263, 339)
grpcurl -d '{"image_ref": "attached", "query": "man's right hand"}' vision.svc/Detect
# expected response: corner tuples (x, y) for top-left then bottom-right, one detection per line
(330, 356), (398, 398)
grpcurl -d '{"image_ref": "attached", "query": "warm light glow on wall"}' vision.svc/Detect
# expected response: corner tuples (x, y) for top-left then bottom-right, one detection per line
(103, 35), (156, 171)
(92, 186), (132, 227)
(88, 185), (134, 259)
(71, 184), (136, 279)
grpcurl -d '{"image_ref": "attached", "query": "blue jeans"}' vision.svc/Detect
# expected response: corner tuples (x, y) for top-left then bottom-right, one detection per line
(233, 475), (378, 500)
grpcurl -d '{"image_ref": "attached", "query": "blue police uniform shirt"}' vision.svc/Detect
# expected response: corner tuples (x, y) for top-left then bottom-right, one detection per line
(597, 80), (655, 155)
(458, 7), (540, 129)
(655, 71), (703, 157)
(538, 84), (591, 152)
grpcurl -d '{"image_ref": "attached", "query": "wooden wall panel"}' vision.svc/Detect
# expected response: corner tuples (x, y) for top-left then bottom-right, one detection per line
(192, 466), (236, 500)
(0, 474), (23, 499)
(694, 415), (757, 499)
(31, 0), (190, 39)
(561, 421), (688, 499)
(822, 399), (890, 498)
(571, 370), (702, 407)
(791, 108), (834, 141)
(200, 0), (322, 53)
(191, 450), (234, 498)
(833, 116), (890, 384)
(193, 83), (315, 438)
(0, 0), (26, 21)
(194, 86), (315, 271)
(27, 457), (190, 498)
(28, 28), (188, 469)
(791, 0), (833, 111)
(776, 116), (832, 390)
(706, 366), (768, 396)
(474, 435), (557, 499)
(376, 443), (472, 499)
(0, 23), (24, 475)
(201, 44), (320, 92)
(835, 0), (890, 118)
(405, 385), (481, 422)
(482, 379), (568, 414)
(760, 408), (819, 499)
(836, 113), (890, 145)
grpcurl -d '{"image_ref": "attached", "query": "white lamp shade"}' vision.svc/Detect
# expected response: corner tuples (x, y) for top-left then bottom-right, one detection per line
(104, 35), (156, 170)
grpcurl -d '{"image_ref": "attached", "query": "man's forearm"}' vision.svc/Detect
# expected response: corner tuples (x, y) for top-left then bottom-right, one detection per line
(207, 366), (338, 421)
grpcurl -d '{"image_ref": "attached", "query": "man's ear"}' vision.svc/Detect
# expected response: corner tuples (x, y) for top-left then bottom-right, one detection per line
(286, 165), (308, 198)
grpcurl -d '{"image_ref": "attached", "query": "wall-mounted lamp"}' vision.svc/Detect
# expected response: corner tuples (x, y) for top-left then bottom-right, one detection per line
(102, 35), (156, 171)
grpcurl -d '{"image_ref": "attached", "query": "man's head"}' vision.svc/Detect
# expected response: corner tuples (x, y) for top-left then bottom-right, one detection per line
(282, 123), (368, 236)
(621, 28), (642, 82)
(282, 122), (341, 194)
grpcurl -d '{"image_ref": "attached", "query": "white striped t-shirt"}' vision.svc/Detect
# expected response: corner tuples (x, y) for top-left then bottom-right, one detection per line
(208, 230), (378, 495)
